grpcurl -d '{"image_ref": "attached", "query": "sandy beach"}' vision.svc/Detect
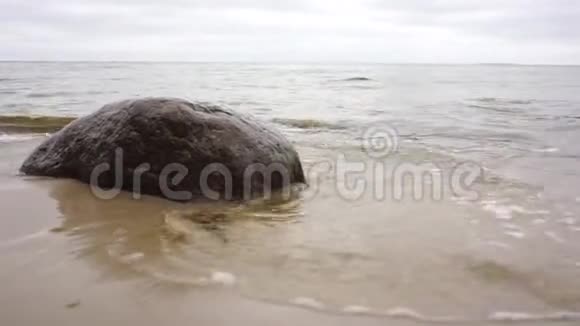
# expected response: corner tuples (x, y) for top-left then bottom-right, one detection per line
(0, 138), (432, 326)
(1, 131), (579, 325)
(3, 0), (580, 323)
(1, 62), (580, 325)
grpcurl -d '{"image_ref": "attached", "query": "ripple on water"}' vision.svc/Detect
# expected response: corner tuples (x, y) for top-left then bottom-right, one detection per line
(39, 173), (580, 323)
(118, 252), (145, 264)
(481, 200), (550, 221)
(291, 297), (325, 310)
(342, 305), (372, 314)
(210, 271), (237, 286)
(504, 230), (526, 239)
(502, 223), (526, 239)
(332, 77), (374, 82)
(471, 97), (534, 105)
(0, 133), (45, 143)
(271, 118), (348, 130)
(26, 91), (77, 98)
(489, 311), (580, 322)
(544, 231), (565, 243)
(532, 147), (560, 153)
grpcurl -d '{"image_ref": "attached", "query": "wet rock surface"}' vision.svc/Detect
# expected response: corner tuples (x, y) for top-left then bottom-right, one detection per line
(20, 97), (306, 201)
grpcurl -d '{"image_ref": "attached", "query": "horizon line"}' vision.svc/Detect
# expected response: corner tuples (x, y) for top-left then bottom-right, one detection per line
(0, 60), (579, 67)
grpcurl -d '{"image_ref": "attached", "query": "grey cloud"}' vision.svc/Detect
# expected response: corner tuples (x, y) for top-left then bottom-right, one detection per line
(0, 0), (579, 63)
(367, 0), (580, 40)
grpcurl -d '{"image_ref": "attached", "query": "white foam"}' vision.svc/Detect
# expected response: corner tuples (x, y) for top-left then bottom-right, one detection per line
(343, 305), (371, 314)
(144, 270), (211, 287)
(210, 271), (236, 286)
(504, 230), (526, 239)
(482, 201), (549, 220)
(485, 240), (511, 249)
(501, 223), (526, 239)
(559, 217), (577, 225)
(502, 223), (521, 230)
(490, 311), (580, 322)
(163, 212), (194, 237)
(545, 231), (565, 243)
(291, 297), (325, 309)
(0, 133), (41, 143)
(489, 311), (531, 321)
(119, 252), (145, 264)
(385, 307), (424, 319)
(490, 311), (537, 321)
(509, 205), (549, 215)
(482, 202), (513, 220)
(532, 147), (559, 153)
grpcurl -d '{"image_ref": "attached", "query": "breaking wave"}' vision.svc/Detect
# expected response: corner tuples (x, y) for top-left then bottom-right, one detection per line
(272, 118), (347, 130)
(0, 115), (76, 133)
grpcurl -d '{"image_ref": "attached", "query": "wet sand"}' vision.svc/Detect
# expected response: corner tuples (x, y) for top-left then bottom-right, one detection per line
(1, 137), (580, 325)
(0, 139), (423, 326)
(0, 181), (571, 326)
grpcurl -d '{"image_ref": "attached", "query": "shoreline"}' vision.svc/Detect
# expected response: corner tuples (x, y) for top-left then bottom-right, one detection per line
(0, 139), (579, 325)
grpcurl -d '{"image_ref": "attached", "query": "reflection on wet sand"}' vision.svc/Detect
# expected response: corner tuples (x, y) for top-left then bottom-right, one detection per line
(0, 170), (576, 325)
(44, 178), (580, 320)
(49, 180), (304, 286)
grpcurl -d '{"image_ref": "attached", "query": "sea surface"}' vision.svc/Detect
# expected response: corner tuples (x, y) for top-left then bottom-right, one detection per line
(1, 62), (580, 325)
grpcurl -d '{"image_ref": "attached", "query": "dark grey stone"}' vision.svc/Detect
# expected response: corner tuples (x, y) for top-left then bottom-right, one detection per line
(20, 98), (306, 201)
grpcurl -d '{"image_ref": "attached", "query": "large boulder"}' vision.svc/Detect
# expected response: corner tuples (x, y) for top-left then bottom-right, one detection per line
(20, 98), (306, 201)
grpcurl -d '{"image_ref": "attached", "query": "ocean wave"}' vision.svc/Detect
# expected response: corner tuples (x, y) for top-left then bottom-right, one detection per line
(471, 97), (533, 105)
(291, 297), (325, 309)
(0, 115), (76, 133)
(271, 118), (347, 130)
(282, 297), (580, 323)
(481, 200), (550, 221)
(26, 90), (112, 98)
(343, 77), (373, 81)
(489, 311), (580, 322)
(532, 147), (560, 153)
(0, 133), (45, 143)
(26, 91), (78, 98)
(330, 77), (375, 82)
(467, 104), (521, 114)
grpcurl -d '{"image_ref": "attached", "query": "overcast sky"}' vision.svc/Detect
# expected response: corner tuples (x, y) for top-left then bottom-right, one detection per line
(1, 0), (579, 64)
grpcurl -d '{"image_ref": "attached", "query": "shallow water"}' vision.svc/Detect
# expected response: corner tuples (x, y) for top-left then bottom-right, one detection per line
(1, 63), (580, 324)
